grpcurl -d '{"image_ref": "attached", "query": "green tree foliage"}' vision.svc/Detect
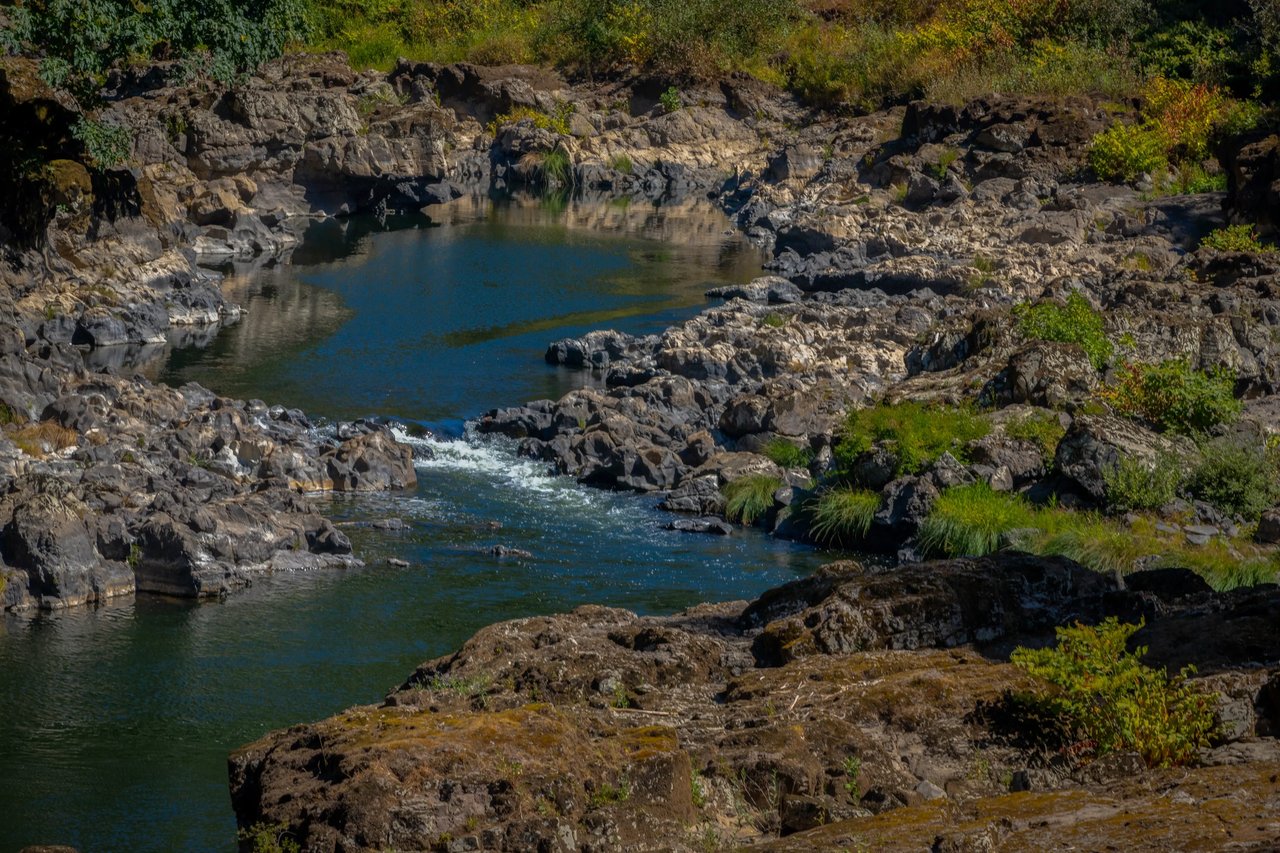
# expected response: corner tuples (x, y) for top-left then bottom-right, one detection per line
(1011, 619), (1218, 768)
(4, 0), (310, 104)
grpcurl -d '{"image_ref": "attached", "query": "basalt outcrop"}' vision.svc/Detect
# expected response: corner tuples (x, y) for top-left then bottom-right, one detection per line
(228, 554), (1280, 852)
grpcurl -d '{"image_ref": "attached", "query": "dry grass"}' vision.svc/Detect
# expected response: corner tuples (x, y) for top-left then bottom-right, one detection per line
(8, 421), (79, 457)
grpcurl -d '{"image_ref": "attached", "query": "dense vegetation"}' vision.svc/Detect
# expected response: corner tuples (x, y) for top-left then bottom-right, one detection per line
(8, 1), (1280, 116)
(1011, 619), (1219, 768)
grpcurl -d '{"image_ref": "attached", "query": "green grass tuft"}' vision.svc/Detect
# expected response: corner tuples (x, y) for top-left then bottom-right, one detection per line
(835, 402), (989, 479)
(808, 487), (880, 546)
(761, 438), (813, 469)
(723, 474), (782, 525)
(1013, 292), (1113, 370)
(918, 483), (1034, 557)
(1003, 410), (1066, 467)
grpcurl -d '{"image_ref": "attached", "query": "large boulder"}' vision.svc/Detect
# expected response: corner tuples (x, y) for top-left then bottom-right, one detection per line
(1055, 414), (1196, 502)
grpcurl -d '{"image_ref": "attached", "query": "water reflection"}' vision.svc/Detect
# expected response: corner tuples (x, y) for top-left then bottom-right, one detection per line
(156, 192), (764, 429)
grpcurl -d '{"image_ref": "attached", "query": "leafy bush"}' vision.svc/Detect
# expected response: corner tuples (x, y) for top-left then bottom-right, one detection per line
(918, 483), (1035, 557)
(808, 487), (880, 546)
(1103, 361), (1241, 434)
(658, 86), (682, 113)
(761, 438), (813, 469)
(489, 103), (574, 135)
(1200, 224), (1270, 253)
(1003, 410), (1066, 466)
(1011, 618), (1218, 768)
(722, 474), (781, 525)
(1088, 121), (1167, 182)
(1103, 452), (1185, 511)
(835, 402), (990, 478)
(72, 117), (132, 169)
(6, 0), (309, 103)
(1013, 292), (1114, 370)
(1187, 437), (1280, 521)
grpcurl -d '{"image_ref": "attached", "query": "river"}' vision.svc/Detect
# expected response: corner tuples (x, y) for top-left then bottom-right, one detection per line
(0, 193), (830, 852)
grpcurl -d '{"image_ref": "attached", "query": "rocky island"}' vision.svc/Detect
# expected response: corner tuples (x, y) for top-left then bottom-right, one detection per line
(2, 0), (1279, 850)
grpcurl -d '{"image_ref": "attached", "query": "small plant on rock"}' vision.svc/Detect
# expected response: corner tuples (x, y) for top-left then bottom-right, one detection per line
(1199, 224), (1270, 253)
(1013, 292), (1113, 370)
(1011, 618), (1218, 768)
(761, 438), (813, 468)
(237, 822), (301, 853)
(1003, 410), (1067, 467)
(722, 474), (782, 525)
(659, 86), (682, 113)
(1088, 121), (1167, 182)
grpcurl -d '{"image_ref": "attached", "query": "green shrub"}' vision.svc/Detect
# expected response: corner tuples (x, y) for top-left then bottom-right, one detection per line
(237, 821), (302, 853)
(1103, 452), (1185, 511)
(761, 438), (813, 469)
(808, 487), (880, 546)
(1103, 361), (1241, 434)
(1088, 122), (1168, 182)
(1014, 292), (1114, 371)
(835, 402), (990, 478)
(1199, 224), (1270, 253)
(1003, 410), (1067, 467)
(540, 147), (572, 185)
(722, 474), (782, 525)
(1011, 618), (1218, 768)
(658, 86), (682, 113)
(6, 0), (309, 104)
(1187, 438), (1280, 521)
(72, 117), (132, 169)
(918, 483), (1035, 558)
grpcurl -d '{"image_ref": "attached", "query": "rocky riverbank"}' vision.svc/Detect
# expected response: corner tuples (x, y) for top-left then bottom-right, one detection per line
(228, 553), (1280, 851)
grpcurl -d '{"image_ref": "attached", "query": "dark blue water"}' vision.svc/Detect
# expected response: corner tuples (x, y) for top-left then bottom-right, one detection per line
(0, 195), (828, 852)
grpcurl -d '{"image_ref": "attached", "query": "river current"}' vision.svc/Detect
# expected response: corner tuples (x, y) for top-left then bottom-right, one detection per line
(0, 194), (829, 852)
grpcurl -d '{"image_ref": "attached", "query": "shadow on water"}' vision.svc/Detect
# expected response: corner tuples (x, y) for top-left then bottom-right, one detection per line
(0, 192), (833, 853)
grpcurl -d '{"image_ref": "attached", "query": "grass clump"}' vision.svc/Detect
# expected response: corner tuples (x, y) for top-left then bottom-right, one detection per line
(1003, 411), (1066, 467)
(918, 483), (1034, 558)
(1013, 292), (1113, 370)
(835, 402), (990, 478)
(761, 438), (813, 469)
(1102, 361), (1241, 434)
(722, 474), (782, 525)
(609, 153), (634, 174)
(7, 421), (78, 458)
(1199, 223), (1271, 253)
(1187, 437), (1280, 521)
(807, 487), (880, 546)
(1011, 618), (1219, 768)
(1103, 452), (1185, 511)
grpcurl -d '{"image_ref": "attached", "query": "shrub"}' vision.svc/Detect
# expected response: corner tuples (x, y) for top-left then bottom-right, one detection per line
(761, 438), (813, 469)
(1003, 410), (1066, 467)
(1011, 618), (1219, 768)
(1187, 437), (1280, 521)
(722, 474), (782, 525)
(835, 402), (990, 478)
(1199, 224), (1270, 253)
(1013, 292), (1113, 370)
(72, 117), (132, 169)
(237, 821), (302, 853)
(1103, 452), (1185, 511)
(918, 483), (1035, 557)
(1103, 361), (1241, 434)
(6, 0), (309, 104)
(658, 86), (682, 113)
(808, 487), (880, 545)
(1088, 121), (1167, 182)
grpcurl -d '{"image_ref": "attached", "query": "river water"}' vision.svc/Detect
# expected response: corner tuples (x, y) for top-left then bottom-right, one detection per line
(0, 194), (829, 852)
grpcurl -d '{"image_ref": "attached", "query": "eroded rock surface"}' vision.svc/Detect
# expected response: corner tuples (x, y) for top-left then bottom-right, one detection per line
(229, 555), (1280, 852)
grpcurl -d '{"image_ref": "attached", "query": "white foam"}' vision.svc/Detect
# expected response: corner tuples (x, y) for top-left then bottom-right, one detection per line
(390, 426), (605, 509)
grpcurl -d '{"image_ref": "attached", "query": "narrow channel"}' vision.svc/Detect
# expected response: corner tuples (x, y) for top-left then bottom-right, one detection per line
(0, 194), (829, 852)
